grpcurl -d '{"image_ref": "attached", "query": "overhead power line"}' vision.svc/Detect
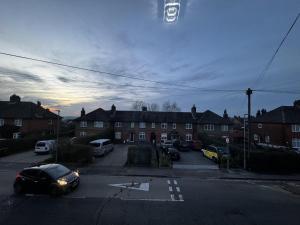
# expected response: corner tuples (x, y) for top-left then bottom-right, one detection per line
(255, 12), (300, 86)
(0, 51), (243, 93)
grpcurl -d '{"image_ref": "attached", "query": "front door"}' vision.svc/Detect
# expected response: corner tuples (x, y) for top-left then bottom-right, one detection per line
(130, 132), (134, 142)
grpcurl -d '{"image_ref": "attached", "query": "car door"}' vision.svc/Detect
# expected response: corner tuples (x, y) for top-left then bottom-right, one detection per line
(36, 171), (52, 193)
(22, 169), (41, 193)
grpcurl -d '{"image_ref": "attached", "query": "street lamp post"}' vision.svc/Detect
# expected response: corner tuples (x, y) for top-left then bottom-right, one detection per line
(55, 110), (60, 163)
(243, 113), (248, 170)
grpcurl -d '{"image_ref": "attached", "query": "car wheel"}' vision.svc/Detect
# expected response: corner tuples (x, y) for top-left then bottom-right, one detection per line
(14, 182), (23, 195)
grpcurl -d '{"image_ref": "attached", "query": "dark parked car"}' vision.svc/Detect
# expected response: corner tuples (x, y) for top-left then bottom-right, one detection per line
(167, 148), (180, 161)
(13, 164), (80, 196)
(178, 141), (192, 151)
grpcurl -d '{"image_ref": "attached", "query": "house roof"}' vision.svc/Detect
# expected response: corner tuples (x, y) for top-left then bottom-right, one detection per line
(253, 106), (300, 124)
(74, 108), (232, 124)
(0, 101), (59, 119)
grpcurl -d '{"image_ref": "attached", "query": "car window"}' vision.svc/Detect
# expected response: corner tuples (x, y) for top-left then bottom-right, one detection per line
(22, 169), (40, 178)
(39, 171), (52, 181)
(36, 142), (46, 147)
(90, 143), (100, 147)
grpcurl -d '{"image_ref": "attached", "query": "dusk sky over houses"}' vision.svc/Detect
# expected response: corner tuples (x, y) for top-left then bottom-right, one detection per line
(0, 0), (299, 116)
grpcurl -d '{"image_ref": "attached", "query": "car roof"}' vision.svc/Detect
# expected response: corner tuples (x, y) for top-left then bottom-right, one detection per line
(90, 139), (111, 144)
(24, 163), (63, 171)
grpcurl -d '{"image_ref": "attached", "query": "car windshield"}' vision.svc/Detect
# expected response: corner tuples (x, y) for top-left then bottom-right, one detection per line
(36, 142), (46, 147)
(217, 147), (228, 153)
(90, 143), (100, 147)
(45, 165), (71, 179)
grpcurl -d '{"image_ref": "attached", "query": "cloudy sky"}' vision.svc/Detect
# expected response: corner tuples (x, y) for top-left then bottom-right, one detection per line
(0, 0), (299, 117)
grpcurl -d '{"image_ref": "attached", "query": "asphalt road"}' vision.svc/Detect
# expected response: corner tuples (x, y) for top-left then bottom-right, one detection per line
(92, 144), (128, 167)
(0, 171), (300, 225)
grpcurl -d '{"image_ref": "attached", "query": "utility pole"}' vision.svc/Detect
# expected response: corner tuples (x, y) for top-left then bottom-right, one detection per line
(246, 88), (253, 159)
(55, 110), (60, 163)
(243, 113), (248, 169)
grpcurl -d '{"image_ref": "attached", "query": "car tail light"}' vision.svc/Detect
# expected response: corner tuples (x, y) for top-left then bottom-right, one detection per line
(16, 173), (22, 179)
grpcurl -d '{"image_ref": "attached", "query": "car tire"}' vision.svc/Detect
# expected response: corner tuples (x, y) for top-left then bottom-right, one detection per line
(14, 182), (23, 195)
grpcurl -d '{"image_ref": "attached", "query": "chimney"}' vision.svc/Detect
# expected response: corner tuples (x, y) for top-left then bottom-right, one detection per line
(81, 108), (85, 117)
(142, 106), (147, 112)
(256, 110), (261, 117)
(111, 104), (116, 117)
(294, 100), (300, 109)
(223, 109), (228, 118)
(37, 101), (41, 107)
(9, 94), (21, 103)
(191, 104), (197, 119)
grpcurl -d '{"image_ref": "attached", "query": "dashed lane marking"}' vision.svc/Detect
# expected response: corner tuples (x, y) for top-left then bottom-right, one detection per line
(169, 186), (173, 192)
(167, 180), (171, 185)
(178, 194), (183, 201)
(174, 180), (178, 185)
(176, 187), (180, 192)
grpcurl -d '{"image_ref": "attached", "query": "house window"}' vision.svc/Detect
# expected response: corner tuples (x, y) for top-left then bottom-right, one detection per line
(258, 123), (262, 129)
(254, 134), (259, 141)
(161, 133), (167, 141)
(185, 123), (192, 129)
(13, 132), (20, 139)
(139, 122), (146, 128)
(115, 122), (122, 127)
(265, 136), (270, 143)
(172, 123), (176, 129)
(186, 134), (192, 141)
(131, 122), (135, 128)
(161, 123), (167, 129)
(14, 119), (22, 127)
(292, 138), (300, 148)
(94, 121), (104, 128)
(79, 131), (86, 137)
(80, 121), (87, 128)
(151, 123), (155, 128)
(221, 125), (228, 132)
(204, 124), (214, 131)
(0, 119), (4, 126)
(292, 124), (300, 132)
(139, 132), (145, 140)
(48, 120), (53, 125)
(115, 132), (122, 140)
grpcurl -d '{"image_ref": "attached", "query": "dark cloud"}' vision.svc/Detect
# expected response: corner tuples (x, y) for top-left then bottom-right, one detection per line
(57, 76), (73, 83)
(0, 66), (44, 83)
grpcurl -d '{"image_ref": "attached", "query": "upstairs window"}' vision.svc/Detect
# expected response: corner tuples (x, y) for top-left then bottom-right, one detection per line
(80, 121), (87, 128)
(94, 121), (103, 128)
(204, 124), (214, 131)
(292, 124), (300, 132)
(172, 123), (176, 129)
(131, 122), (135, 128)
(221, 125), (228, 132)
(139, 122), (146, 128)
(151, 123), (155, 128)
(14, 119), (22, 127)
(115, 122), (122, 128)
(0, 119), (4, 126)
(185, 123), (192, 129)
(161, 123), (167, 129)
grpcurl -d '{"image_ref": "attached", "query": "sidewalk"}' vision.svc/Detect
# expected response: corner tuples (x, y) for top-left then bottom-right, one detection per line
(80, 165), (300, 181)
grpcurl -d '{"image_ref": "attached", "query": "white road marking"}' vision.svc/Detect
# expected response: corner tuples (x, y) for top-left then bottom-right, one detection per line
(122, 198), (183, 202)
(109, 182), (150, 191)
(167, 180), (171, 185)
(173, 180), (178, 185)
(170, 194), (175, 201)
(176, 187), (180, 192)
(169, 186), (173, 192)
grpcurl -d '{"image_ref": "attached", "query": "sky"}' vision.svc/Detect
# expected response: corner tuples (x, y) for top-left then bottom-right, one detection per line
(0, 0), (299, 117)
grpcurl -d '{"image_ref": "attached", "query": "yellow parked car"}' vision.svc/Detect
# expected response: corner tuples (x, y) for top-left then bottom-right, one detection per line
(201, 145), (219, 162)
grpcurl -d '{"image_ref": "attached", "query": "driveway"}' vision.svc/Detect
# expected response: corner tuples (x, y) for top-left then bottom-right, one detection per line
(173, 150), (218, 170)
(92, 144), (128, 167)
(0, 150), (51, 164)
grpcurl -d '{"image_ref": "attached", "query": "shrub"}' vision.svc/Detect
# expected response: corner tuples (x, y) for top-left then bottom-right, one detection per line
(0, 138), (38, 157)
(159, 152), (172, 168)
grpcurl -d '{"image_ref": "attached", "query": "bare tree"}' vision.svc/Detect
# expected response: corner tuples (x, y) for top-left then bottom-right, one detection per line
(148, 103), (160, 112)
(162, 100), (181, 112)
(131, 101), (146, 111)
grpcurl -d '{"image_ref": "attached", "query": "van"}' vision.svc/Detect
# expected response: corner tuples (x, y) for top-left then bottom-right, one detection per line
(89, 139), (113, 156)
(35, 140), (56, 154)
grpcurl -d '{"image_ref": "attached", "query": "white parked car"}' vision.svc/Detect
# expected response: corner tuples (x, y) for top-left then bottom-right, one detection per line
(89, 139), (113, 156)
(34, 140), (56, 154)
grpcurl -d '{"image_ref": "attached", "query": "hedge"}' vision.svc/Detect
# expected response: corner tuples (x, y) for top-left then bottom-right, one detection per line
(127, 145), (153, 166)
(0, 138), (38, 157)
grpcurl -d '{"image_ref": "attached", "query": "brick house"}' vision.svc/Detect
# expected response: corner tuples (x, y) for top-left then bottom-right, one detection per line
(0, 94), (60, 139)
(251, 100), (300, 150)
(74, 104), (233, 143)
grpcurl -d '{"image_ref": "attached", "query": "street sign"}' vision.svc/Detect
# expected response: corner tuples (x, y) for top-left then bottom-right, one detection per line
(226, 138), (230, 144)
(109, 182), (150, 192)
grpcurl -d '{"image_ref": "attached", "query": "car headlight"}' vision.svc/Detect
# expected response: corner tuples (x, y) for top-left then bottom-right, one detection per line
(74, 171), (79, 177)
(57, 178), (67, 186)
